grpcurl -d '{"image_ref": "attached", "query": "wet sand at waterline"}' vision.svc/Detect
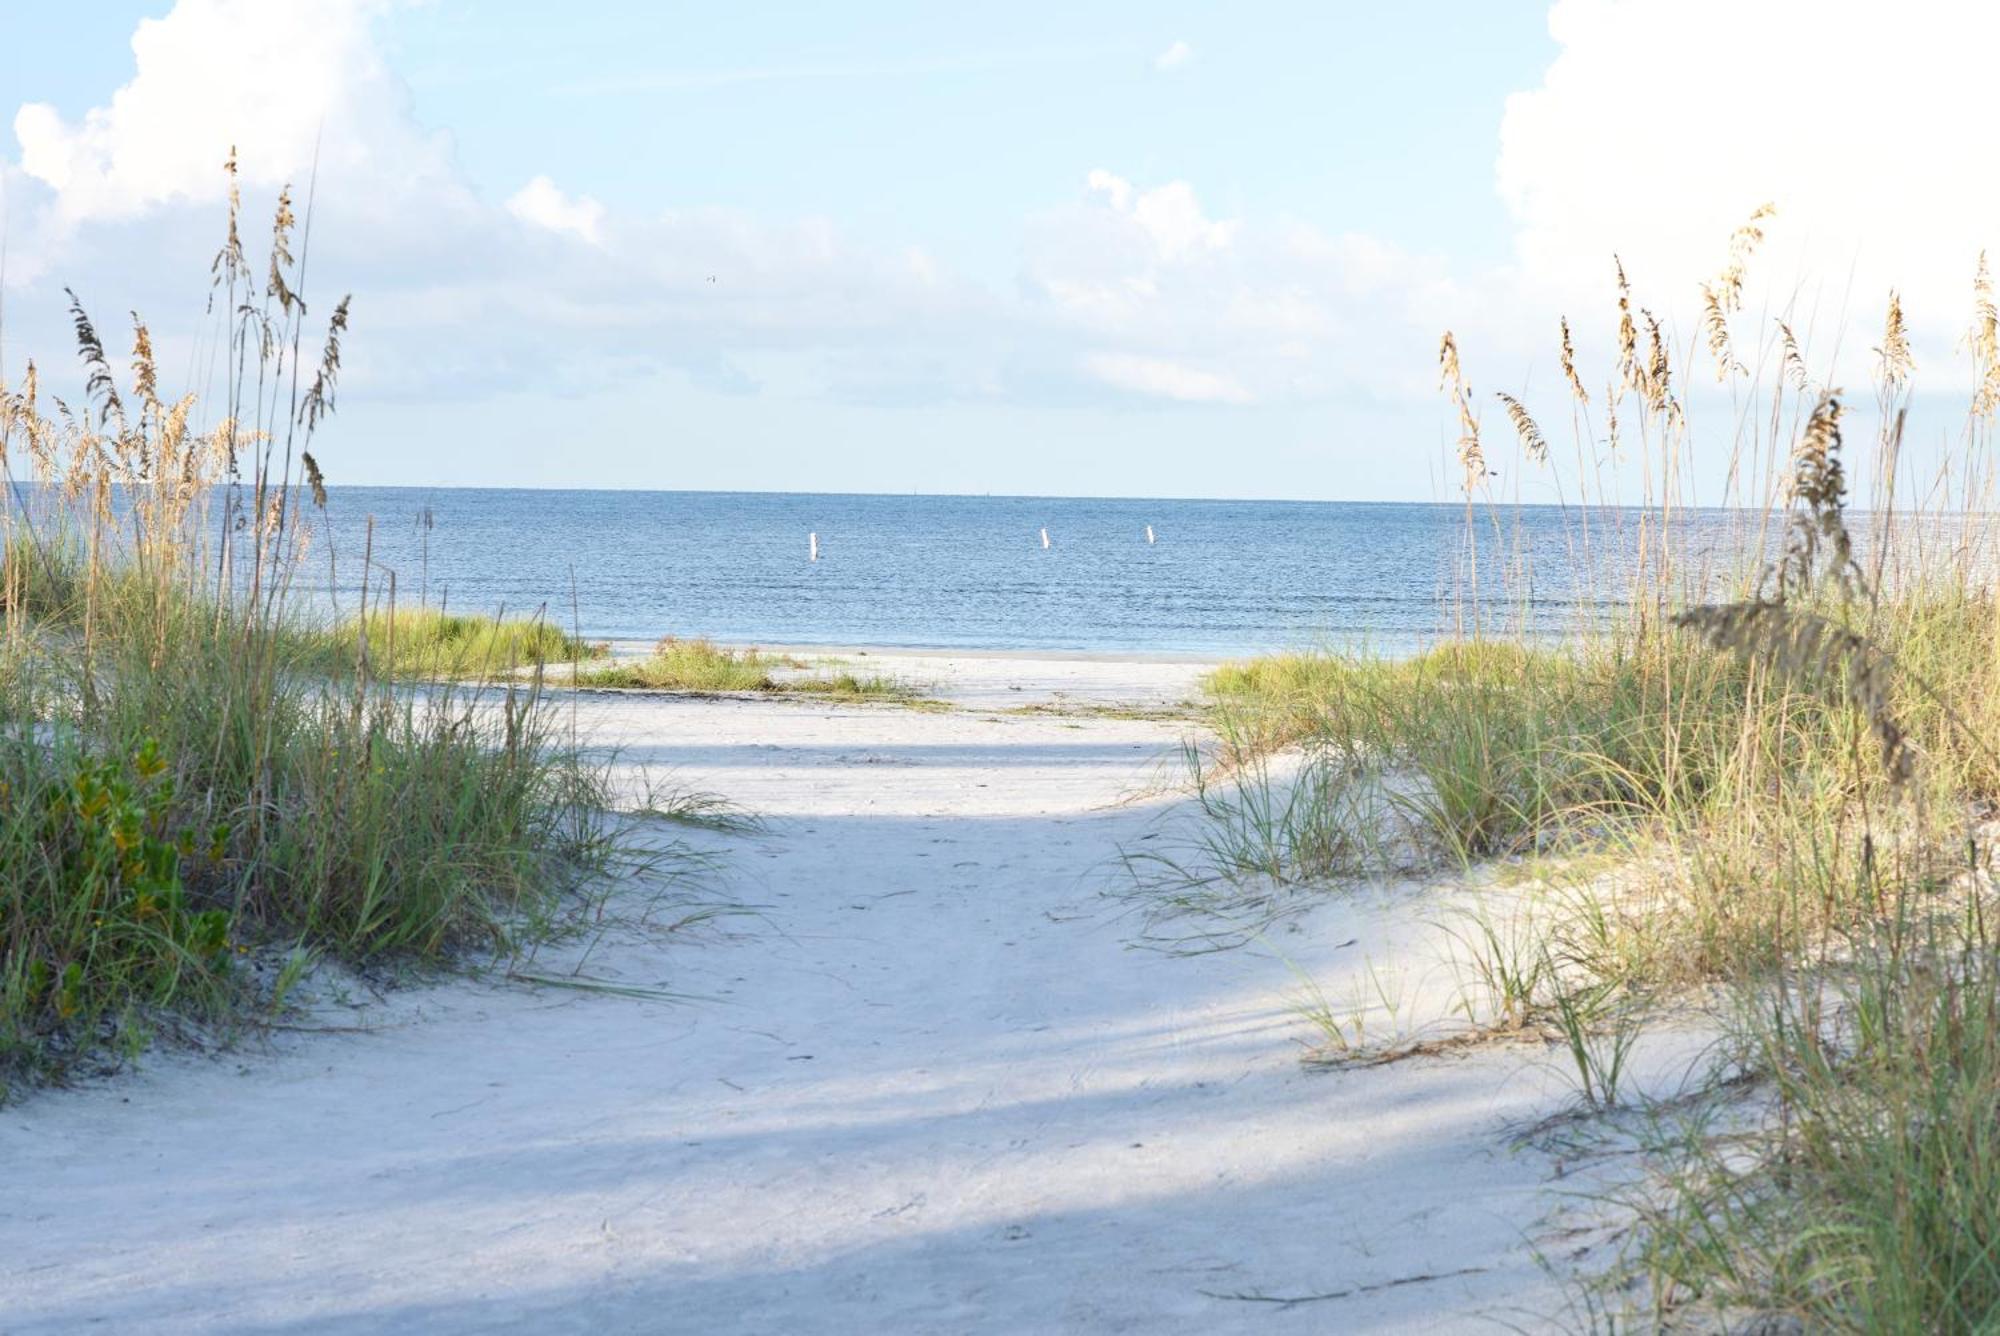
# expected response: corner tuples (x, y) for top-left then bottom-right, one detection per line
(1, 652), (1641, 1333)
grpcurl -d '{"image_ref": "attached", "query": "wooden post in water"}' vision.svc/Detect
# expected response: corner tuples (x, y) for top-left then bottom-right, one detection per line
(809, 532), (819, 562)
(1040, 527), (1050, 550)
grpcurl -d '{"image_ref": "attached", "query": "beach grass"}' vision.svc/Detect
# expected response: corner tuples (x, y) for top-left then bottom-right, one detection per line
(312, 607), (603, 680)
(0, 167), (701, 1099)
(1131, 216), (2000, 1326)
(577, 636), (927, 702)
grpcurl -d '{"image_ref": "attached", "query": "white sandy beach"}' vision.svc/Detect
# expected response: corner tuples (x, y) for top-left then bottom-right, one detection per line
(0, 652), (1640, 1333)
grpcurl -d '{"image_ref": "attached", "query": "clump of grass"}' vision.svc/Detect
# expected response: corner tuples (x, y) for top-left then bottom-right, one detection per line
(314, 607), (601, 681)
(1181, 631), (1754, 891)
(578, 636), (925, 702)
(0, 161), (700, 1097)
(580, 637), (801, 692)
(1629, 882), (2000, 1331)
(787, 670), (929, 702)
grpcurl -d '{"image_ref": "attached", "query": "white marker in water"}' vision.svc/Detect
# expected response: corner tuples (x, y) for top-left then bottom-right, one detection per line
(809, 532), (819, 562)
(1145, 524), (1155, 544)
(1040, 527), (1050, 549)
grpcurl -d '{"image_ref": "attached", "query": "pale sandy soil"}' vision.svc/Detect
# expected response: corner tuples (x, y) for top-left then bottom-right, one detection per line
(0, 654), (1661, 1334)
(599, 641), (1221, 711)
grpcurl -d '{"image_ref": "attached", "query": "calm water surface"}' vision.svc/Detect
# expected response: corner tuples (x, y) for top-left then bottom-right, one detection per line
(290, 488), (1781, 655)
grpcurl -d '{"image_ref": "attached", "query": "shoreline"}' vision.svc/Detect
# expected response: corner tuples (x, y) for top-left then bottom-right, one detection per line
(599, 638), (1236, 667)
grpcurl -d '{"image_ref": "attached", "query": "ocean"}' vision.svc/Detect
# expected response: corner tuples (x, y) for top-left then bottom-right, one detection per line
(291, 488), (1773, 656)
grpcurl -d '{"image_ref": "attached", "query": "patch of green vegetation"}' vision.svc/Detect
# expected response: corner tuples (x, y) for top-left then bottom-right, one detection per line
(577, 636), (930, 703)
(313, 607), (602, 680)
(576, 637), (801, 692)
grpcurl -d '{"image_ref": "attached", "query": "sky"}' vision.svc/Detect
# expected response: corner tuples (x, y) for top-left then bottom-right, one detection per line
(1, 1), (1996, 500)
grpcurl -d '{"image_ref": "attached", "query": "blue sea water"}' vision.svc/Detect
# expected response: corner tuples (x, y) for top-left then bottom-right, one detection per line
(292, 488), (1764, 656)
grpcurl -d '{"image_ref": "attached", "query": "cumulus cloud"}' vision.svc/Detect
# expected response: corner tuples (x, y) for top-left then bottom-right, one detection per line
(506, 176), (605, 245)
(1083, 169), (1235, 259)
(1153, 40), (1193, 72)
(12, 0), (460, 230)
(1499, 0), (2000, 368)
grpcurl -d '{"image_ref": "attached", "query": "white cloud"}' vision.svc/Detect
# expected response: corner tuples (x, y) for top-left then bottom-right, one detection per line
(1030, 170), (1456, 406)
(1085, 352), (1250, 404)
(506, 175), (605, 245)
(1083, 169), (1235, 259)
(1153, 40), (1193, 72)
(11, 0), (461, 230)
(1498, 0), (2000, 369)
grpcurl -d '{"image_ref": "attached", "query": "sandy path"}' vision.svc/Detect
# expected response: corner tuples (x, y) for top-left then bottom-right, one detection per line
(0, 657), (1605, 1334)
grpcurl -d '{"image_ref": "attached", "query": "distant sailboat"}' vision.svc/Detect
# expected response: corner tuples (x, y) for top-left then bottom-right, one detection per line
(1040, 527), (1050, 550)
(809, 532), (819, 562)
(1145, 525), (1155, 544)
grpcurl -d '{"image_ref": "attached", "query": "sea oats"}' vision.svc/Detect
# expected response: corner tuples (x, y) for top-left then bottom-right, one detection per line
(1559, 317), (1589, 406)
(300, 295), (350, 434)
(64, 290), (124, 432)
(1773, 391), (1861, 602)
(1496, 392), (1550, 464)
(1700, 285), (1736, 381)
(1777, 320), (1811, 393)
(130, 317), (159, 412)
(1964, 253), (2000, 419)
(211, 146), (246, 301)
(1614, 256), (1640, 396)
(1697, 207), (1779, 380)
(268, 185), (299, 315)
(1438, 331), (1483, 490)
(1876, 290), (1914, 391)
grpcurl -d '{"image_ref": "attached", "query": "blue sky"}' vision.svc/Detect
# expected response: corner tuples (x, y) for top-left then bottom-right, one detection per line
(382, 3), (1546, 272)
(1, 2), (1991, 499)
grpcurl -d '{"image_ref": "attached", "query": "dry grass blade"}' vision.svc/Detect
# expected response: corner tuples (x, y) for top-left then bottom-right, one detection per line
(1640, 308), (1680, 424)
(301, 451), (327, 508)
(1438, 331), (1483, 491)
(1773, 391), (1861, 601)
(1876, 289), (1915, 390)
(300, 294), (350, 435)
(1495, 392), (1549, 464)
(1967, 254), (2000, 420)
(1777, 319), (1812, 393)
(1559, 316), (1590, 406)
(64, 289), (125, 431)
(1700, 285), (1738, 381)
(1614, 256), (1640, 394)
(1438, 329), (1463, 392)
(129, 316), (159, 412)
(1697, 206), (1778, 380)
(268, 185), (300, 315)
(1708, 202), (1776, 316)
(209, 146), (246, 298)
